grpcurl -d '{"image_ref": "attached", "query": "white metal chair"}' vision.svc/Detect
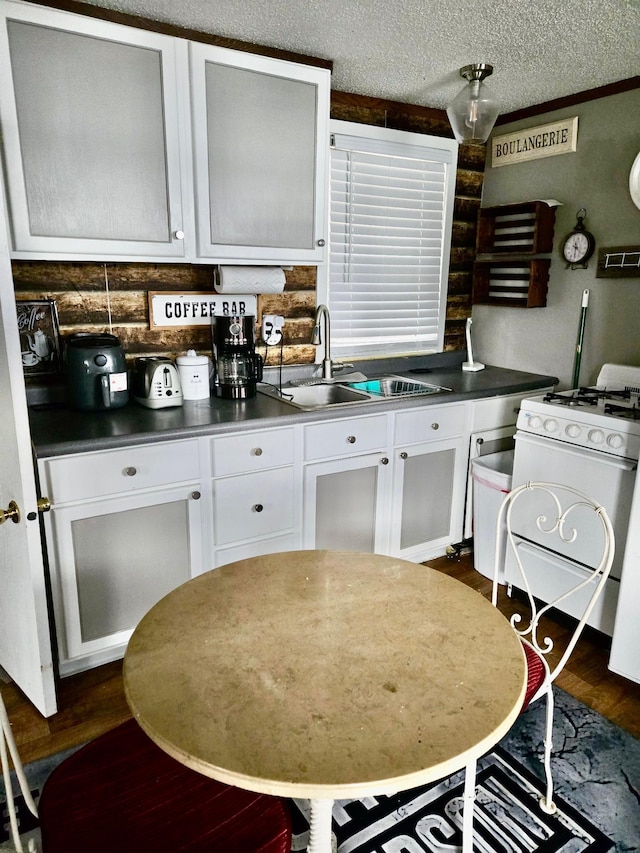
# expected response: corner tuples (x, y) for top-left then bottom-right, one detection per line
(490, 481), (615, 813)
(0, 690), (38, 852)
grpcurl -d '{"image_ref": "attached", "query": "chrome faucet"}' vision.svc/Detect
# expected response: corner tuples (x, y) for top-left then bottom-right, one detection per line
(312, 304), (333, 379)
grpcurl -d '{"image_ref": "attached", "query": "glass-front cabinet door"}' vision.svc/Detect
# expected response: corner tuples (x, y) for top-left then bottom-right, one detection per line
(303, 453), (391, 553)
(0, 2), (187, 259)
(46, 485), (203, 675)
(190, 43), (330, 263)
(389, 436), (467, 561)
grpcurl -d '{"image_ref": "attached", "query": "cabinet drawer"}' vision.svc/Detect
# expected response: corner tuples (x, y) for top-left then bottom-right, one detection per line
(43, 440), (199, 504)
(213, 467), (294, 545)
(304, 415), (388, 461)
(471, 390), (552, 431)
(211, 428), (294, 476)
(394, 404), (465, 446)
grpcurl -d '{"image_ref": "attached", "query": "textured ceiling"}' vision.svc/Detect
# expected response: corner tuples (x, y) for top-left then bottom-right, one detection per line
(82, 0), (640, 115)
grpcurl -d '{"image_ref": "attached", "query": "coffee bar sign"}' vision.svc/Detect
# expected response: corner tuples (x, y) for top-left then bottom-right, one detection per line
(492, 117), (578, 168)
(148, 292), (257, 329)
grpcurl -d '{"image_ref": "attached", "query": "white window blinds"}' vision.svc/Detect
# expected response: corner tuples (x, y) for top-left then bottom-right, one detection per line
(323, 123), (458, 358)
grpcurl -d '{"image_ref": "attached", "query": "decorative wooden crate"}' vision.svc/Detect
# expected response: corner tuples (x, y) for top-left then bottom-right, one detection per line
(476, 201), (556, 255)
(473, 259), (550, 308)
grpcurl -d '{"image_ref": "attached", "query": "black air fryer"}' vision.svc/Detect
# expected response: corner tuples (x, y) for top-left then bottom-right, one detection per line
(64, 333), (129, 411)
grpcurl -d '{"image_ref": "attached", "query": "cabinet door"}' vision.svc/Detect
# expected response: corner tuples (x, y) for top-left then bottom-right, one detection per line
(303, 453), (391, 553)
(190, 43), (329, 263)
(390, 437), (466, 561)
(0, 2), (187, 259)
(45, 485), (203, 675)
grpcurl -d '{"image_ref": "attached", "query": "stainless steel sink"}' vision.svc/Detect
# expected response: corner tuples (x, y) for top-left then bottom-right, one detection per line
(257, 374), (451, 411)
(258, 382), (370, 410)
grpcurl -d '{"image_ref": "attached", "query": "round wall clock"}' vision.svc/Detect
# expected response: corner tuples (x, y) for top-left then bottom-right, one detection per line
(561, 208), (596, 269)
(630, 152), (640, 210)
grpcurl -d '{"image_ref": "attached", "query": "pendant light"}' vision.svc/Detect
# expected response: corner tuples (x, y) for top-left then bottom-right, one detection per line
(446, 63), (499, 144)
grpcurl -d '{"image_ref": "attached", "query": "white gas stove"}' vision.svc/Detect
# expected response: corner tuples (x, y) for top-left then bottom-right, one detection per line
(516, 363), (640, 461)
(511, 364), (640, 639)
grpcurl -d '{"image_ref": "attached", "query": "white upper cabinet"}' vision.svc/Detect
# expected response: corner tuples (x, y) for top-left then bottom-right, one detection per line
(190, 43), (330, 263)
(0, 0), (330, 264)
(0, 2), (189, 260)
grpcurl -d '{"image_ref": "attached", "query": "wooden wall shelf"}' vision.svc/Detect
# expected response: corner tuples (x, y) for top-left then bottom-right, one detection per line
(476, 201), (556, 255)
(473, 259), (550, 308)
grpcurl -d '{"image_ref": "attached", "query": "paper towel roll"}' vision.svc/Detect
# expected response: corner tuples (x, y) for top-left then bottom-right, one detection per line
(215, 266), (286, 294)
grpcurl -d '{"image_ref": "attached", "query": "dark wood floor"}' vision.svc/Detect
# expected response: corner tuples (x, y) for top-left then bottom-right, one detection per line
(2, 554), (639, 767)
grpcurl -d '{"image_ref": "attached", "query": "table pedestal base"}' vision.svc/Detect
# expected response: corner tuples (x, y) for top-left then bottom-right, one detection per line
(308, 763), (477, 853)
(308, 798), (335, 853)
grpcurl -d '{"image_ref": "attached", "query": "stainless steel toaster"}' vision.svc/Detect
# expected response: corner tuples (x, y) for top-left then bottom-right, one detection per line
(131, 357), (183, 409)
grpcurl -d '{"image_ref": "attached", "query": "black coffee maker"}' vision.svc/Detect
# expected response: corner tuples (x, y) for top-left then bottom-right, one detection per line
(211, 315), (263, 399)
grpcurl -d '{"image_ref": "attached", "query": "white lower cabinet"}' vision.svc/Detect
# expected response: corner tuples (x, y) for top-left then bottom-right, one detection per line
(302, 404), (467, 562)
(209, 427), (301, 568)
(38, 394), (543, 676)
(390, 405), (467, 560)
(304, 452), (392, 553)
(38, 440), (204, 675)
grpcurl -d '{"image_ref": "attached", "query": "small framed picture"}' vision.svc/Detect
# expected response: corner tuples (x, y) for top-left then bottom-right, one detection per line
(16, 299), (61, 376)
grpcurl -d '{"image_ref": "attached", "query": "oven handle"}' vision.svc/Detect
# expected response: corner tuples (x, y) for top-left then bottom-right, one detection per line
(514, 431), (638, 472)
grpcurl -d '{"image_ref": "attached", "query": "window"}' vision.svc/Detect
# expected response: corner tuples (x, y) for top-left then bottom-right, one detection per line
(317, 121), (458, 359)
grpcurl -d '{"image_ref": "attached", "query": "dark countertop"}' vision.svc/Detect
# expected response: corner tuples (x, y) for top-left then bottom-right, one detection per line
(29, 355), (558, 458)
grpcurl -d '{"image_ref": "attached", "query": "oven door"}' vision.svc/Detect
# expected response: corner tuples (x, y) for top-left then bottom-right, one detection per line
(511, 431), (637, 581)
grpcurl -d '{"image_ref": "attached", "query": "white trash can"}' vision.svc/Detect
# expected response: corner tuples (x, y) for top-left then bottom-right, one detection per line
(471, 449), (514, 581)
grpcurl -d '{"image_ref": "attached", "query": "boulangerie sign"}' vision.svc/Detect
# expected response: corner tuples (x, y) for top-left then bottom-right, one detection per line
(491, 117), (578, 167)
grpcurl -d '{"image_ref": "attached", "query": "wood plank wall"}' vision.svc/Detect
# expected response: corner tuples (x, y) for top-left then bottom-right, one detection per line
(10, 97), (484, 371)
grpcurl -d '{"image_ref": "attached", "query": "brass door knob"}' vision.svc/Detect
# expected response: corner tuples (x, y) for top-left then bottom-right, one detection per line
(0, 500), (20, 525)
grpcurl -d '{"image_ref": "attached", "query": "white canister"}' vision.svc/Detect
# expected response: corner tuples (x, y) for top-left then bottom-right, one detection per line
(176, 350), (211, 400)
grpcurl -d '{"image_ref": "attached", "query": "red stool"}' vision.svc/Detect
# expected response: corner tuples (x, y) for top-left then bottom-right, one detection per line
(38, 718), (291, 852)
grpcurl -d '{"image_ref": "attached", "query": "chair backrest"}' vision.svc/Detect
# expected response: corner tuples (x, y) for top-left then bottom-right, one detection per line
(491, 481), (615, 685)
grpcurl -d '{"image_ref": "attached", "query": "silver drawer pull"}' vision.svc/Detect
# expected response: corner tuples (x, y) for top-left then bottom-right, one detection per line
(252, 447), (263, 456)
(400, 451), (408, 460)
(253, 503), (264, 513)
(347, 435), (356, 444)
(380, 457), (389, 465)
(191, 491), (201, 500)
(431, 423), (440, 430)
(124, 467), (137, 477)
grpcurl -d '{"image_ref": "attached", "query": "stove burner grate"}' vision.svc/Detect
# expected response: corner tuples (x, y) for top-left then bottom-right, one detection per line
(543, 386), (635, 408)
(604, 403), (640, 419)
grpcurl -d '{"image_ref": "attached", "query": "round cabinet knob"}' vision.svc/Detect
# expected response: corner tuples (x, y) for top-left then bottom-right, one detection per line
(565, 423), (582, 438)
(173, 230), (185, 240)
(347, 435), (357, 444)
(476, 437), (484, 446)
(607, 433), (624, 450)
(399, 451), (408, 460)
(253, 503), (264, 513)
(124, 467), (137, 477)
(252, 447), (263, 456)
(317, 238), (326, 247)
(380, 457), (389, 465)
(191, 491), (201, 500)
(431, 423), (440, 431)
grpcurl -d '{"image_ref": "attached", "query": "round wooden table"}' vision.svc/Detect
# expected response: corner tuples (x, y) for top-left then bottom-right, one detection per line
(124, 550), (526, 852)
